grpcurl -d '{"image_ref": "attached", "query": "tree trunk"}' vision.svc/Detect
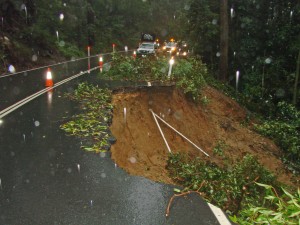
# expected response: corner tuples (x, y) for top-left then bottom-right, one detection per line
(293, 49), (300, 105)
(220, 0), (229, 82)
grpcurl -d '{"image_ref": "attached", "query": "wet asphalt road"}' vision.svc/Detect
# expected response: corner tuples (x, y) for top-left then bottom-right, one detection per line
(0, 73), (222, 225)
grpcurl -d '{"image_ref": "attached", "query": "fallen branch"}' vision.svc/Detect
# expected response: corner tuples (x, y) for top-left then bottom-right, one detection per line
(166, 181), (206, 217)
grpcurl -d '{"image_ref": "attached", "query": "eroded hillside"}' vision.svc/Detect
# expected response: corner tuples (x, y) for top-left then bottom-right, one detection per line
(110, 85), (298, 187)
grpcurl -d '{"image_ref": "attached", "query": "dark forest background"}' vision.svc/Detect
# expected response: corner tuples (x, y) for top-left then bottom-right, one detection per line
(1, 0), (300, 107)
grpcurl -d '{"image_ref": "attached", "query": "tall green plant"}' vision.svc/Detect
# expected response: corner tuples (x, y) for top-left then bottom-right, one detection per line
(233, 183), (300, 225)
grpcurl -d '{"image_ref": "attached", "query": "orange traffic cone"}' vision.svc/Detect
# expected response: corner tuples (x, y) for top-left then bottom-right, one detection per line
(45, 68), (53, 87)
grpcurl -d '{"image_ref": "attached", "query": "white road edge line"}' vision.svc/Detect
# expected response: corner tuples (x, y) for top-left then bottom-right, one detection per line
(0, 66), (99, 119)
(208, 203), (232, 225)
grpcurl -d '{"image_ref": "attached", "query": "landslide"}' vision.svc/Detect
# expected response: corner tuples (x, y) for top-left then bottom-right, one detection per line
(110, 85), (299, 187)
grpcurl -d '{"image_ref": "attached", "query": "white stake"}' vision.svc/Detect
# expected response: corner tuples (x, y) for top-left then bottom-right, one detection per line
(124, 107), (127, 124)
(150, 109), (172, 153)
(151, 109), (209, 157)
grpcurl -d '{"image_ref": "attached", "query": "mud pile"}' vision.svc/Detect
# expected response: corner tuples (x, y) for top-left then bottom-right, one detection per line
(110, 86), (297, 186)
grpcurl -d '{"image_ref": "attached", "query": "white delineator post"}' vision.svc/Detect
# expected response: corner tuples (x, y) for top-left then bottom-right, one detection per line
(168, 57), (175, 79)
(87, 46), (91, 73)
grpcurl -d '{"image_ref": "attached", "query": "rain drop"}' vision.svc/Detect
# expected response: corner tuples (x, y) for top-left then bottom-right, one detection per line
(50, 169), (55, 176)
(160, 29), (168, 37)
(275, 89), (285, 97)
(216, 52), (221, 57)
(100, 152), (106, 158)
(8, 65), (16, 73)
(160, 67), (167, 73)
(56, 31), (59, 41)
(13, 87), (20, 95)
(0, 178), (2, 190)
(129, 157), (137, 164)
(230, 8), (235, 18)
(59, 41), (65, 47)
(184, 4), (190, 11)
(265, 58), (272, 64)
(10, 151), (15, 157)
(67, 168), (72, 173)
(77, 164), (80, 173)
(23, 134), (26, 142)
(212, 19), (217, 25)
(90, 200), (93, 207)
(34, 121), (40, 127)
(100, 173), (106, 178)
(0, 120), (3, 126)
(32, 54), (38, 62)
(59, 13), (64, 21)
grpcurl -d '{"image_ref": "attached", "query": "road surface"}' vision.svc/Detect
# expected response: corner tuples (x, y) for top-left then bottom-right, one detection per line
(0, 69), (231, 225)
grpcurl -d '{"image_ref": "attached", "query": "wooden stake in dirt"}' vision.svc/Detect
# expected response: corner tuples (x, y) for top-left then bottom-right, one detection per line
(149, 109), (209, 157)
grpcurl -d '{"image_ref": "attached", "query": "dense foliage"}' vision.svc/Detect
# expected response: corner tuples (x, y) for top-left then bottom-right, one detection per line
(1, 0), (299, 107)
(0, 0), (189, 72)
(102, 54), (207, 101)
(233, 183), (300, 224)
(254, 102), (300, 172)
(186, 0), (300, 107)
(167, 152), (300, 224)
(167, 153), (278, 214)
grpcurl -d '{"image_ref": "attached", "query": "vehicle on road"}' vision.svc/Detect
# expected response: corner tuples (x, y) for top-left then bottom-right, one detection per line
(136, 33), (157, 58)
(162, 41), (177, 56)
(136, 42), (156, 57)
(176, 41), (189, 58)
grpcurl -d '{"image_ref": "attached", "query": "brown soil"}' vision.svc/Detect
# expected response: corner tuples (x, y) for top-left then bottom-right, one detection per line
(110, 85), (299, 187)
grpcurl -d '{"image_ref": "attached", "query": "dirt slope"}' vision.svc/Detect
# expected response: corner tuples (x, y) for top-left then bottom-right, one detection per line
(110, 85), (298, 187)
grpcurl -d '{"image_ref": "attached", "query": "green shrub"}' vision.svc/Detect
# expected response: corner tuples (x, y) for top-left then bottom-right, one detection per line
(105, 53), (172, 81)
(255, 102), (300, 170)
(167, 153), (278, 214)
(173, 58), (207, 102)
(103, 54), (208, 102)
(57, 42), (85, 59)
(233, 183), (300, 225)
